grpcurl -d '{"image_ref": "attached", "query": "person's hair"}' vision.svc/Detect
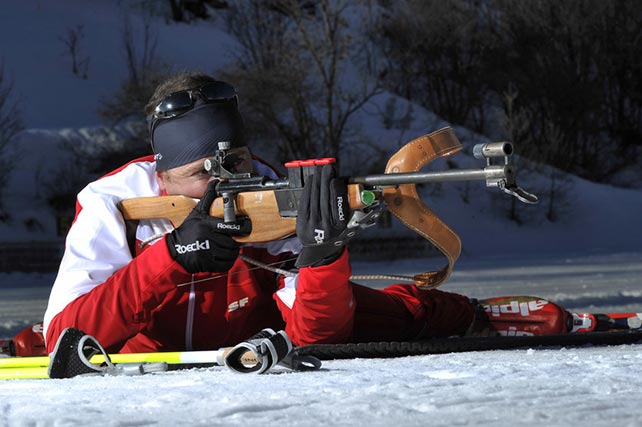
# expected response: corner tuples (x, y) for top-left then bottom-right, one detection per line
(144, 72), (218, 116)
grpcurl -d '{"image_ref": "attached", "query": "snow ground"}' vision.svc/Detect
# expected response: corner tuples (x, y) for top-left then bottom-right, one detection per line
(1, 252), (641, 427)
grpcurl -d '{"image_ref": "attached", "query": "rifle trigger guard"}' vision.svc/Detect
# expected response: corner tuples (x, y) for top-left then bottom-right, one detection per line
(499, 181), (539, 204)
(347, 203), (383, 230)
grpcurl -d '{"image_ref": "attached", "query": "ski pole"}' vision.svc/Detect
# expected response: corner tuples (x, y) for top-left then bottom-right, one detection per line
(0, 367), (48, 380)
(1, 329), (318, 379)
(0, 348), (256, 370)
(0, 356), (49, 369)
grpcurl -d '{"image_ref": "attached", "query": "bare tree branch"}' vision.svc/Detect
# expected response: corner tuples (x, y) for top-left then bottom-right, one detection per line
(223, 0), (382, 165)
(0, 62), (24, 221)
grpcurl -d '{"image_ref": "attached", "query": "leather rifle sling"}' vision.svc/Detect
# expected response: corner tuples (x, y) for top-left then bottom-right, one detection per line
(382, 127), (462, 289)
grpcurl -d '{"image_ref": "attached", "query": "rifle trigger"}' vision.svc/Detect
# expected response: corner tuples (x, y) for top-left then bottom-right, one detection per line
(347, 204), (383, 229)
(499, 181), (539, 204)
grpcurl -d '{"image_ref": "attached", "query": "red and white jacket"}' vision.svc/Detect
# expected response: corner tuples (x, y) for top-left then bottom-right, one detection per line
(43, 156), (355, 354)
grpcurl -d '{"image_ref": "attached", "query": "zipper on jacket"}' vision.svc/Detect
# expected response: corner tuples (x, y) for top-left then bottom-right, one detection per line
(185, 276), (196, 351)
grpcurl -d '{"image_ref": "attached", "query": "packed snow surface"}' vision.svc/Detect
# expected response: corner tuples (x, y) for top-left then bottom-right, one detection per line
(1, 252), (641, 426)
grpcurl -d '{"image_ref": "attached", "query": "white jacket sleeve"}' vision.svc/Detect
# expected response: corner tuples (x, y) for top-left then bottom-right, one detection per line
(43, 160), (167, 337)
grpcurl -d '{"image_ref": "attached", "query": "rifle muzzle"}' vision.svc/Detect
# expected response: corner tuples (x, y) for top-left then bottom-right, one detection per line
(473, 142), (513, 159)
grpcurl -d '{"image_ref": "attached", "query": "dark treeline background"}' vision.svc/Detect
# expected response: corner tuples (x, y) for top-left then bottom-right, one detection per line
(144, 0), (642, 185)
(1, 0), (639, 225)
(377, 0), (641, 185)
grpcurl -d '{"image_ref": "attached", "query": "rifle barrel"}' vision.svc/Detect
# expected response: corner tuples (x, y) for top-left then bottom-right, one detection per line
(348, 166), (509, 186)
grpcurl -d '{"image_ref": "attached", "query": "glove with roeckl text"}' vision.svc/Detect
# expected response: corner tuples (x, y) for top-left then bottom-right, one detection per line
(166, 181), (251, 273)
(295, 164), (354, 268)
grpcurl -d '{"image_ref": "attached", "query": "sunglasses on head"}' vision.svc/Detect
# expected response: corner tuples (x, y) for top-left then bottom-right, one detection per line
(152, 81), (239, 120)
(148, 81), (240, 146)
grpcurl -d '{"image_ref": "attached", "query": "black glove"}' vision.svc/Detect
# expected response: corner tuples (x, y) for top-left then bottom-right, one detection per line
(295, 164), (354, 267)
(167, 181), (251, 273)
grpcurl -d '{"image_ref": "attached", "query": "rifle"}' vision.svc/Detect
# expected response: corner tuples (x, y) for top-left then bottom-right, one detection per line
(119, 127), (537, 288)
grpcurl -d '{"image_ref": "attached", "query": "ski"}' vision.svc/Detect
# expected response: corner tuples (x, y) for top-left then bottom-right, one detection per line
(294, 329), (642, 361)
(570, 312), (642, 333)
(0, 322), (46, 357)
(0, 339), (13, 356)
(2, 311), (641, 360)
(2, 311), (642, 355)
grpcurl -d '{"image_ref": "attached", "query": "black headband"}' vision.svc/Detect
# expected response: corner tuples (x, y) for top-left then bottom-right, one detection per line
(151, 102), (245, 171)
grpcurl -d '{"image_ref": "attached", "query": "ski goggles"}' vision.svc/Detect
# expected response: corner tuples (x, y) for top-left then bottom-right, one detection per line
(151, 81), (239, 120)
(148, 81), (241, 147)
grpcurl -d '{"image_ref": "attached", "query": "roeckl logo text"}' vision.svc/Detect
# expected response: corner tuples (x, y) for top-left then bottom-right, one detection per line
(174, 239), (210, 254)
(217, 223), (241, 231)
(484, 299), (549, 318)
(337, 196), (345, 221)
(314, 229), (325, 244)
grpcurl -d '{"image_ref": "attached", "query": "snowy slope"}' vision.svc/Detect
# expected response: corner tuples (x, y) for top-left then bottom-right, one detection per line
(1, 253), (642, 426)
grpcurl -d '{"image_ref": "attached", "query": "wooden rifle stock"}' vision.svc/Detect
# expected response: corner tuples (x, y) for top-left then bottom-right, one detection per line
(119, 185), (367, 243)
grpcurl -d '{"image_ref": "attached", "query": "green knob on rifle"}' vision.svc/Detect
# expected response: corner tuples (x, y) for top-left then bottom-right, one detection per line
(361, 190), (376, 206)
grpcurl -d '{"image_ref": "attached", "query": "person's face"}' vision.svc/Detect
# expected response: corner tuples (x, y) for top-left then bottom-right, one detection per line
(156, 146), (254, 198)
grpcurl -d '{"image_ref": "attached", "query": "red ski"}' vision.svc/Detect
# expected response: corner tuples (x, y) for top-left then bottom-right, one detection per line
(0, 323), (46, 357)
(479, 296), (642, 336)
(0, 339), (13, 356)
(570, 312), (642, 333)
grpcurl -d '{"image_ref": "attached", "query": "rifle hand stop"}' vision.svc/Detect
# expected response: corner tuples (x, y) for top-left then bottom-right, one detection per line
(473, 142), (538, 204)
